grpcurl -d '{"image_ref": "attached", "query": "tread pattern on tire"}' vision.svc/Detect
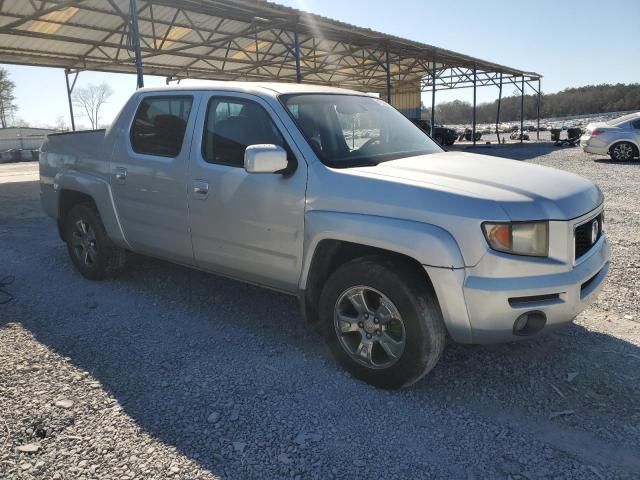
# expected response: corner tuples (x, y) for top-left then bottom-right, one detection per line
(319, 255), (446, 389)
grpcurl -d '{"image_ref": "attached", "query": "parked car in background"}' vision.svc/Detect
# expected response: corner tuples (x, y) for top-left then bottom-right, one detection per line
(40, 83), (609, 389)
(459, 128), (482, 142)
(581, 112), (640, 161)
(411, 119), (457, 146)
(510, 129), (530, 141)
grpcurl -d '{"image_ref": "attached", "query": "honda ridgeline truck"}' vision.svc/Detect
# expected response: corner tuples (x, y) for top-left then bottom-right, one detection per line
(40, 83), (609, 388)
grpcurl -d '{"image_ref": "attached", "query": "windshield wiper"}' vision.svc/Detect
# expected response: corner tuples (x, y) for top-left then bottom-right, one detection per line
(327, 159), (380, 168)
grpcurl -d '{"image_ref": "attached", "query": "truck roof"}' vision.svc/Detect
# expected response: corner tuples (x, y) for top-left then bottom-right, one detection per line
(136, 81), (367, 97)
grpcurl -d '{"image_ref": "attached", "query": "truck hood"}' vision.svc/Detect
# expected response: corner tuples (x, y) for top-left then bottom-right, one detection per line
(349, 152), (602, 221)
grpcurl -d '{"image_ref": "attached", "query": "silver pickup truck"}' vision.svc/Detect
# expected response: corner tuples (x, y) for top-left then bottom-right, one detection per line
(40, 83), (609, 389)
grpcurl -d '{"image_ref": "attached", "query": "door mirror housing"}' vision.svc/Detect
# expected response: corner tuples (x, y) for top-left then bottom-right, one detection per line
(244, 144), (289, 174)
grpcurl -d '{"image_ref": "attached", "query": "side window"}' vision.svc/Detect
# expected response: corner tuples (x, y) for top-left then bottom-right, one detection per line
(202, 97), (286, 167)
(130, 96), (193, 157)
(632, 119), (640, 130)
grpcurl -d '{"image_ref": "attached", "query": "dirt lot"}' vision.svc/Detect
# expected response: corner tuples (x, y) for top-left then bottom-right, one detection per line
(1, 146), (639, 479)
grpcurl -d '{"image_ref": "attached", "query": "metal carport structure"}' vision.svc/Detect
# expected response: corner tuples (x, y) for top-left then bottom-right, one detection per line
(0, 0), (542, 142)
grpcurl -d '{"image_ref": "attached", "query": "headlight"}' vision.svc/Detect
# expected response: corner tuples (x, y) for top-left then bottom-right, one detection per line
(482, 221), (549, 257)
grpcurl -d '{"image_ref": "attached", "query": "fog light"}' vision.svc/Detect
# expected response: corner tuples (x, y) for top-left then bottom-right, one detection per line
(513, 311), (547, 336)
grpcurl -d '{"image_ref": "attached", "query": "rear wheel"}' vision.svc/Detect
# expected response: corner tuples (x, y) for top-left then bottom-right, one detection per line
(610, 142), (637, 162)
(319, 256), (446, 389)
(64, 203), (127, 280)
(434, 134), (444, 145)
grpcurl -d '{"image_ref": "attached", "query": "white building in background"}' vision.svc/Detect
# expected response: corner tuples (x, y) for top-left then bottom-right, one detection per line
(0, 127), (58, 151)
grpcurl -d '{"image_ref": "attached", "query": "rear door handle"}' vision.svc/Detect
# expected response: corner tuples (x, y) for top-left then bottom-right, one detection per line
(115, 167), (127, 183)
(193, 180), (209, 198)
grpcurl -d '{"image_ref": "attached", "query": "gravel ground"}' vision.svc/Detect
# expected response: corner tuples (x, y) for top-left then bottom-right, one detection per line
(1, 150), (639, 479)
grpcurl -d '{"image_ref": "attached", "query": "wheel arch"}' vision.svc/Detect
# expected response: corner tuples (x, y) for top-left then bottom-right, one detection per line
(57, 189), (96, 241)
(54, 170), (130, 249)
(299, 211), (465, 325)
(302, 239), (437, 323)
(607, 138), (640, 156)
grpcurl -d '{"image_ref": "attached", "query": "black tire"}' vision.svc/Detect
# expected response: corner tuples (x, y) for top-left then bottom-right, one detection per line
(446, 139), (455, 146)
(319, 256), (446, 389)
(609, 142), (638, 162)
(434, 134), (444, 145)
(64, 203), (127, 280)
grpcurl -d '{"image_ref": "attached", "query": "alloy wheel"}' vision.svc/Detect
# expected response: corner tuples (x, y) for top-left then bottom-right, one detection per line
(70, 220), (98, 267)
(333, 286), (406, 369)
(613, 143), (634, 161)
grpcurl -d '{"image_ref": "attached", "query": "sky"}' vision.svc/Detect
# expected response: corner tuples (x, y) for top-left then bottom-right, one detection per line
(3, 0), (639, 129)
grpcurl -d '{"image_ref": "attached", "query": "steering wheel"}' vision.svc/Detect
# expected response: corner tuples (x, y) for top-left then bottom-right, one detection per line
(358, 136), (382, 152)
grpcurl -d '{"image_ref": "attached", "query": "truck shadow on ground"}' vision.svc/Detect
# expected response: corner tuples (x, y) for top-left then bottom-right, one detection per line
(3, 234), (640, 477)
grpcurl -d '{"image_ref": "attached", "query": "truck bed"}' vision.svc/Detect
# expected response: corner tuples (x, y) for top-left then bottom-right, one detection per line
(39, 129), (109, 220)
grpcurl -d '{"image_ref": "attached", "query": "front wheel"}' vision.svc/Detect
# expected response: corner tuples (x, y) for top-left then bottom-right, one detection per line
(319, 256), (446, 389)
(610, 142), (637, 162)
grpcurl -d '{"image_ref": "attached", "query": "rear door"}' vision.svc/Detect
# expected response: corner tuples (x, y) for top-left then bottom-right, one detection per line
(187, 92), (307, 292)
(111, 92), (199, 263)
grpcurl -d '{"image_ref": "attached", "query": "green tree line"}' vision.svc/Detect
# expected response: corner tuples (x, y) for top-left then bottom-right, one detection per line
(423, 83), (640, 124)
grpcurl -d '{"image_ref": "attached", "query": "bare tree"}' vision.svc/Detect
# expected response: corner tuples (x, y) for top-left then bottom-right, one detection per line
(0, 67), (17, 128)
(51, 115), (69, 132)
(72, 83), (114, 129)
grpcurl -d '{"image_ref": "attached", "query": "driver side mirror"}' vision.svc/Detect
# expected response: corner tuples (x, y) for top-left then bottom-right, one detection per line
(244, 144), (289, 174)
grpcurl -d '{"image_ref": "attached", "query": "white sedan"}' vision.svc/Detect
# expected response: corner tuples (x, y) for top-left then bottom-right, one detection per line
(581, 112), (640, 161)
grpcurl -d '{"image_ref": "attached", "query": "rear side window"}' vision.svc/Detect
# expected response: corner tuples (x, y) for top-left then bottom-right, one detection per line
(202, 97), (286, 167)
(130, 96), (193, 157)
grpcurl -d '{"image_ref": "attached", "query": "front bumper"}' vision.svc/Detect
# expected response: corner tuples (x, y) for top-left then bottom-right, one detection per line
(425, 230), (610, 344)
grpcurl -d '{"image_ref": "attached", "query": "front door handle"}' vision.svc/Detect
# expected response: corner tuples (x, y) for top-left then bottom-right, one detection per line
(193, 180), (209, 198)
(115, 167), (127, 183)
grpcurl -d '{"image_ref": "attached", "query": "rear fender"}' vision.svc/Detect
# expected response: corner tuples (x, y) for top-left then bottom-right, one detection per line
(54, 169), (131, 249)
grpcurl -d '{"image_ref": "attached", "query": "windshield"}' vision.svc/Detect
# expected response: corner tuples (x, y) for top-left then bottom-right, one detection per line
(282, 94), (442, 167)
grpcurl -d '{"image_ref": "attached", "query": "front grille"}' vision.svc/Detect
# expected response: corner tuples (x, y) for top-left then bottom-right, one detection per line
(574, 213), (603, 260)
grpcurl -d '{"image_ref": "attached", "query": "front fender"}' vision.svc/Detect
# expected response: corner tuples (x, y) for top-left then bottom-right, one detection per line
(300, 210), (465, 290)
(54, 169), (131, 249)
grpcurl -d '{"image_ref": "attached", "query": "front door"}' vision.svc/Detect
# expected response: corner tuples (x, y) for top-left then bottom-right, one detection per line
(187, 93), (307, 292)
(111, 92), (199, 263)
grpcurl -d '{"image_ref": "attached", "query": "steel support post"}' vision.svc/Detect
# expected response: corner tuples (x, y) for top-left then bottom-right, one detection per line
(294, 25), (302, 83)
(472, 66), (477, 146)
(496, 72), (502, 144)
(129, 0), (144, 88)
(385, 48), (392, 105)
(430, 61), (436, 136)
(520, 76), (525, 144)
(64, 68), (78, 132)
(536, 78), (541, 141)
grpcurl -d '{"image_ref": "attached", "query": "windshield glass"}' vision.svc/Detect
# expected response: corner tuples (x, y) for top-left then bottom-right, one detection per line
(282, 94), (442, 167)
